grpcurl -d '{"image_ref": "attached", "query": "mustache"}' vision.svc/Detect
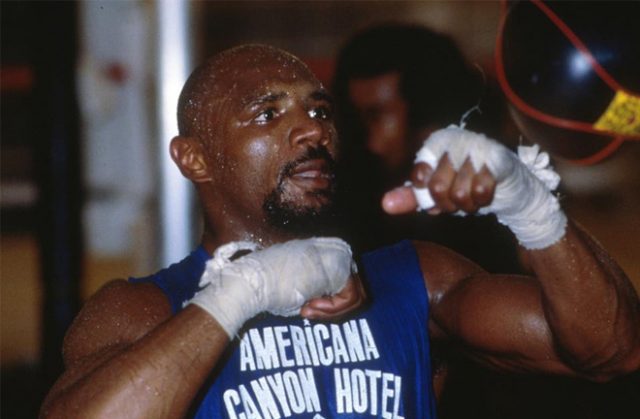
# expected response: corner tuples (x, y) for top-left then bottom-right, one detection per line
(279, 146), (337, 180)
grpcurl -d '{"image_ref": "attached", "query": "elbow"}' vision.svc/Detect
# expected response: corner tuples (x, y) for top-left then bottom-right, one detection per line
(573, 341), (640, 383)
(597, 351), (640, 382)
(582, 365), (639, 383)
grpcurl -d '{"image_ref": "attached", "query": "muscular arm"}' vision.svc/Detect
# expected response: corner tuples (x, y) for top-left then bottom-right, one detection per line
(40, 280), (230, 418)
(520, 222), (640, 377)
(41, 261), (364, 418)
(418, 227), (640, 381)
(383, 128), (640, 381)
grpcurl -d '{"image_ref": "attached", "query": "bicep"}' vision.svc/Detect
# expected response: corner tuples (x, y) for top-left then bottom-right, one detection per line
(414, 241), (577, 376)
(431, 273), (576, 375)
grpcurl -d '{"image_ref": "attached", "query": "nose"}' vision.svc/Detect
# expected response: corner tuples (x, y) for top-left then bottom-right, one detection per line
(289, 114), (330, 149)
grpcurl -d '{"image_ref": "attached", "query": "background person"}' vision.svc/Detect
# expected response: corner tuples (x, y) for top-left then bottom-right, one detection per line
(332, 23), (522, 274)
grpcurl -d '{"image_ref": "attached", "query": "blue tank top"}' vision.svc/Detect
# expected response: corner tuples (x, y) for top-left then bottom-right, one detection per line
(130, 240), (437, 418)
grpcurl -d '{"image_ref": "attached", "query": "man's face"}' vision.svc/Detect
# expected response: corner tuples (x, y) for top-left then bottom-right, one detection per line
(348, 72), (410, 173)
(206, 52), (339, 235)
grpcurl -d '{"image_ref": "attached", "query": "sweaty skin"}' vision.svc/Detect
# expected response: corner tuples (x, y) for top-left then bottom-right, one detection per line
(386, 157), (640, 378)
(40, 46), (365, 419)
(40, 45), (640, 419)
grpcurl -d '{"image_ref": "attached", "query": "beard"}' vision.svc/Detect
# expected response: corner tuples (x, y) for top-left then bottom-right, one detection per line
(262, 146), (341, 237)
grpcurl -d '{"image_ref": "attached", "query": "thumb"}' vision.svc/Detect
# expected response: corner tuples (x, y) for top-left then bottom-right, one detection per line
(382, 186), (418, 214)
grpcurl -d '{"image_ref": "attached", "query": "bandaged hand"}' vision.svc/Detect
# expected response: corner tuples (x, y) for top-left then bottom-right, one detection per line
(382, 125), (567, 250)
(189, 237), (356, 337)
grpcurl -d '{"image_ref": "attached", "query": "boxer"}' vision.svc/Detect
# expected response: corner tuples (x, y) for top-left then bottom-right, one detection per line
(41, 45), (639, 419)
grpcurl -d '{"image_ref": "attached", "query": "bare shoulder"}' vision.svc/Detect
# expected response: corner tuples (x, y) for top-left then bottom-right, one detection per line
(62, 279), (172, 367)
(411, 240), (485, 303)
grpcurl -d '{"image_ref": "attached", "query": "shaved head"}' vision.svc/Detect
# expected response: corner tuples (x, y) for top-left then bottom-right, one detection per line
(177, 44), (318, 140)
(172, 44), (339, 245)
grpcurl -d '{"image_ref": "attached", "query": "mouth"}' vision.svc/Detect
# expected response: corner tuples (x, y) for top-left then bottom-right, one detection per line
(288, 159), (333, 191)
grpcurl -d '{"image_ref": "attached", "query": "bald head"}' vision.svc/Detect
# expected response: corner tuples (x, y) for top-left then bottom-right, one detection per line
(171, 44), (339, 246)
(177, 44), (318, 139)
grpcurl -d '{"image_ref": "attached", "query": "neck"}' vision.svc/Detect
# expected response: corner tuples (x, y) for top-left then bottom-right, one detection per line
(197, 187), (333, 254)
(197, 185), (294, 253)
(200, 220), (300, 254)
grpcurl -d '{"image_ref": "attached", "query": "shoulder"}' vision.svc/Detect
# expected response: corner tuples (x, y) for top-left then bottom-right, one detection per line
(62, 279), (172, 367)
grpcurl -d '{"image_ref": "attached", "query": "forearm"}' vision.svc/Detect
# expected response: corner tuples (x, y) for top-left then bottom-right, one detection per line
(41, 306), (229, 419)
(398, 126), (640, 379)
(528, 222), (640, 377)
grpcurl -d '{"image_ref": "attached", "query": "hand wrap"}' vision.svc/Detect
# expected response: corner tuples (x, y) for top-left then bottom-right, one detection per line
(189, 237), (356, 337)
(413, 125), (567, 250)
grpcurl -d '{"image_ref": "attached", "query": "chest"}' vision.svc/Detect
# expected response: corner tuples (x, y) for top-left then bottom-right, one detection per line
(198, 297), (431, 418)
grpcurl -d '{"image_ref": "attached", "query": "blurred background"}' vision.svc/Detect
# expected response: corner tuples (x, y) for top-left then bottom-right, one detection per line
(1, 1), (638, 418)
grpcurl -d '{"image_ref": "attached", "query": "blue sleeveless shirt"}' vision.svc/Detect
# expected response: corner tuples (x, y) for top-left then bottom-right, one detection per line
(130, 240), (437, 418)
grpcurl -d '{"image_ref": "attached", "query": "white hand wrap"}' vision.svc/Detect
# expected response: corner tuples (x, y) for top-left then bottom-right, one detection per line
(413, 125), (567, 250)
(189, 237), (356, 337)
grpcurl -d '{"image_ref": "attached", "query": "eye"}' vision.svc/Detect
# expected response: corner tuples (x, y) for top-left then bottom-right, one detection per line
(308, 105), (333, 121)
(254, 107), (278, 124)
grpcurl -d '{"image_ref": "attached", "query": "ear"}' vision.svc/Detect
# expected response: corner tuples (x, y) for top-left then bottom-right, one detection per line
(169, 136), (213, 183)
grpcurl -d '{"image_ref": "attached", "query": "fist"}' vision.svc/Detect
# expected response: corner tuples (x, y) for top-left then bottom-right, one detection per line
(382, 153), (497, 215)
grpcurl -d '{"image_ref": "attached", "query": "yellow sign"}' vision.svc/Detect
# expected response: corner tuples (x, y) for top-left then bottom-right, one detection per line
(594, 90), (640, 136)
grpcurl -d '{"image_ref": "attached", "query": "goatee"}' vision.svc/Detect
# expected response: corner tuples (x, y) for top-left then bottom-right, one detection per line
(263, 147), (341, 236)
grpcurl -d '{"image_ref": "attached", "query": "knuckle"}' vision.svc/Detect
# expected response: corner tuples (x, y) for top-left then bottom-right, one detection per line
(450, 186), (468, 205)
(410, 162), (432, 187)
(428, 179), (449, 199)
(473, 182), (494, 205)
